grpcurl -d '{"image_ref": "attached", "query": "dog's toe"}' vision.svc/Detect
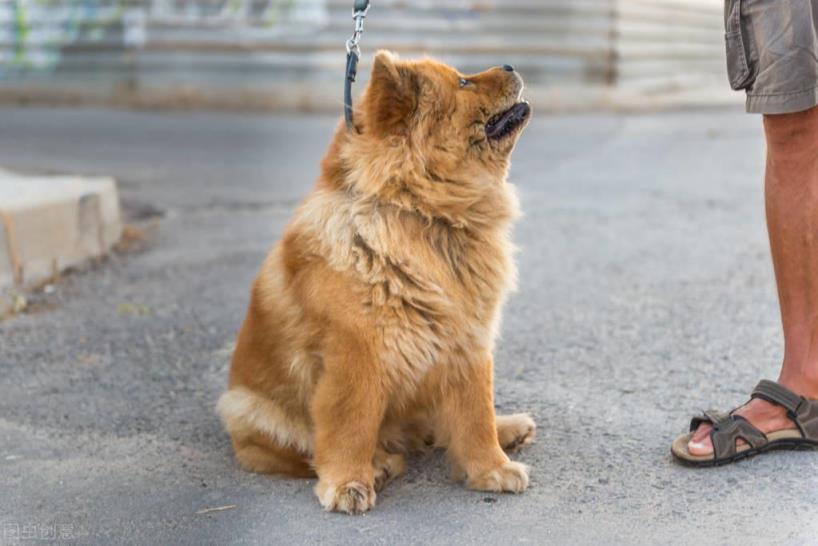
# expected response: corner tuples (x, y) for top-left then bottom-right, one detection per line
(315, 480), (376, 515)
(467, 461), (529, 493)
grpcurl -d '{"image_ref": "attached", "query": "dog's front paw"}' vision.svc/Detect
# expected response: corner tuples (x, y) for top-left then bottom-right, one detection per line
(315, 479), (376, 515)
(496, 413), (536, 452)
(467, 461), (529, 493)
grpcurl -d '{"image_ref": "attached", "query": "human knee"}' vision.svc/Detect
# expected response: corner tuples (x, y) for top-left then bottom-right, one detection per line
(764, 107), (818, 158)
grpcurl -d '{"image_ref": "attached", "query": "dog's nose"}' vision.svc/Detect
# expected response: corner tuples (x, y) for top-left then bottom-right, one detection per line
(502, 64), (515, 72)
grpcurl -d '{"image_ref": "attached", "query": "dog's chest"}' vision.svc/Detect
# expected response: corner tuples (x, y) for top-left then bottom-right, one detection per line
(356, 226), (513, 382)
(302, 193), (515, 382)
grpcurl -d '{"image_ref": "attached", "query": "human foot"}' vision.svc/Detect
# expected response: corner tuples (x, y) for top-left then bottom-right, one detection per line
(672, 379), (818, 466)
(687, 397), (796, 456)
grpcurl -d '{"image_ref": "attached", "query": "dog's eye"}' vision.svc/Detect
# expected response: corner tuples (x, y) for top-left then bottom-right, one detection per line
(459, 78), (469, 89)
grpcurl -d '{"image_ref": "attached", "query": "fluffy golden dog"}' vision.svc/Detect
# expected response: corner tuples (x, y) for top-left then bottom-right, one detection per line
(218, 50), (534, 514)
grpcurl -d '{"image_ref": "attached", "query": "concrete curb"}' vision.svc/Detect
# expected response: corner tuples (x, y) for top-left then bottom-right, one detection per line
(0, 168), (122, 317)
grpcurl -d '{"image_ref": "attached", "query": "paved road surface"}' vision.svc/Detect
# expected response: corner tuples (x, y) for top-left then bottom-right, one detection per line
(1, 107), (816, 545)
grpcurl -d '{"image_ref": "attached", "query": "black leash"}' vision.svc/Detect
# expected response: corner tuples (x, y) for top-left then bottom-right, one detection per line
(345, 0), (370, 131)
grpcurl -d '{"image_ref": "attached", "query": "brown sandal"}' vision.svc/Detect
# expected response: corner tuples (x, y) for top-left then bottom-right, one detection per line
(671, 380), (818, 467)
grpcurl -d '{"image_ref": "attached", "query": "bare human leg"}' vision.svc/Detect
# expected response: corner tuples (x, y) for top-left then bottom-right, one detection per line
(689, 106), (818, 455)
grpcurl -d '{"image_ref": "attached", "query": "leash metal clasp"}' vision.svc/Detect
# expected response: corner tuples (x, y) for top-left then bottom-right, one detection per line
(344, 0), (370, 131)
(345, 0), (370, 56)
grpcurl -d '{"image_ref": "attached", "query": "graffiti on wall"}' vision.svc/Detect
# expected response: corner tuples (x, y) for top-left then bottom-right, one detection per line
(1, 0), (327, 73)
(2, 0), (127, 70)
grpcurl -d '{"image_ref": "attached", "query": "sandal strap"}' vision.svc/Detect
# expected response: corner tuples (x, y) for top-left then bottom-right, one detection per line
(689, 409), (730, 432)
(752, 380), (804, 414)
(710, 415), (768, 461)
(751, 380), (818, 441)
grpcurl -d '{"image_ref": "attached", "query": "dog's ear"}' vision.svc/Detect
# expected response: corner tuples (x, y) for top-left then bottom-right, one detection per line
(365, 50), (419, 137)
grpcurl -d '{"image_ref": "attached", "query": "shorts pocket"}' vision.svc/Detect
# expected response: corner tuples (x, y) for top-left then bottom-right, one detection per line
(725, 30), (753, 90)
(724, 0), (754, 90)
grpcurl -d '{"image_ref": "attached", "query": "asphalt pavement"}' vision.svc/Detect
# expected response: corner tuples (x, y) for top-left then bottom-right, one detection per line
(1, 106), (817, 545)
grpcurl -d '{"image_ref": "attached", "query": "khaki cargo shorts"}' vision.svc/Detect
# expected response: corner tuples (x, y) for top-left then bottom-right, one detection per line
(725, 0), (818, 114)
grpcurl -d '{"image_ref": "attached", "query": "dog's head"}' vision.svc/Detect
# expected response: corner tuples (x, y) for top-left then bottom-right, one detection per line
(360, 51), (530, 177)
(326, 51), (528, 226)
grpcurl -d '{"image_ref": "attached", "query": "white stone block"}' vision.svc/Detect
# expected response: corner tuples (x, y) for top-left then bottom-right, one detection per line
(0, 168), (122, 293)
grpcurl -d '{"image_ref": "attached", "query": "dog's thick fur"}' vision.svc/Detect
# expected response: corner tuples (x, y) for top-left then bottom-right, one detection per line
(218, 51), (535, 514)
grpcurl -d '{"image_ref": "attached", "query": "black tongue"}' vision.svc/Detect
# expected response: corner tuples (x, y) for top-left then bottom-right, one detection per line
(486, 109), (516, 139)
(486, 103), (530, 139)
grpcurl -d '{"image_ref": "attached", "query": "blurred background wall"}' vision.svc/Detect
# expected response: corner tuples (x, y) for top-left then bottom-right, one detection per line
(0, 0), (736, 112)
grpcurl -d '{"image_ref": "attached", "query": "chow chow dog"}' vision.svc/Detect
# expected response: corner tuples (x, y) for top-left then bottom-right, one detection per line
(217, 50), (534, 514)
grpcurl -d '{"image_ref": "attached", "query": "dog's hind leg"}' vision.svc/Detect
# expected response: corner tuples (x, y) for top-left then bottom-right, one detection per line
(232, 431), (315, 477)
(372, 447), (406, 492)
(217, 387), (314, 477)
(496, 413), (536, 452)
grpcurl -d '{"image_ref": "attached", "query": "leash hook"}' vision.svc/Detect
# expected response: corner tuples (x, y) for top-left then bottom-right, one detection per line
(345, 0), (370, 131)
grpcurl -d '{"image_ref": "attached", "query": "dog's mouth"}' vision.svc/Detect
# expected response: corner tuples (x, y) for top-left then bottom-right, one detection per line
(485, 102), (531, 141)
